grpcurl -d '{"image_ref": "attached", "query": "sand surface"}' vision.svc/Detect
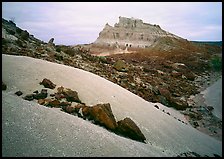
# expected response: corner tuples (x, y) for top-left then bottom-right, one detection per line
(202, 77), (222, 119)
(2, 54), (222, 157)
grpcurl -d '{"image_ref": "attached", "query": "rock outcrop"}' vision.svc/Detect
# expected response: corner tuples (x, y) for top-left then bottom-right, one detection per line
(93, 16), (182, 48)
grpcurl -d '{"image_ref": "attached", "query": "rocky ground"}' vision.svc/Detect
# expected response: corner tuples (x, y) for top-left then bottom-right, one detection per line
(2, 18), (222, 141)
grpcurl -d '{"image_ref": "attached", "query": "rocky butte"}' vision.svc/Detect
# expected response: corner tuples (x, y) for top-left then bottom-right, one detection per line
(93, 16), (182, 48)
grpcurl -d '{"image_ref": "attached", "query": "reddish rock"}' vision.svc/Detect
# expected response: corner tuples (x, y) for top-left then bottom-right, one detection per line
(63, 88), (81, 103)
(82, 106), (90, 116)
(158, 87), (171, 99)
(38, 99), (45, 105)
(89, 103), (118, 130)
(184, 71), (195, 81)
(60, 101), (71, 107)
(47, 99), (61, 107)
(171, 70), (182, 78)
(63, 105), (76, 114)
(116, 117), (146, 143)
(55, 93), (65, 100)
(40, 78), (56, 89)
(57, 86), (64, 93)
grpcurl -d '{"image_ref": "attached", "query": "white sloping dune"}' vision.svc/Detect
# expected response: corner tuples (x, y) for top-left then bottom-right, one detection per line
(2, 54), (222, 157)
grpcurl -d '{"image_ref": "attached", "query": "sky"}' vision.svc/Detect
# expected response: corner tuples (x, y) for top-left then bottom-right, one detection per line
(2, 2), (222, 45)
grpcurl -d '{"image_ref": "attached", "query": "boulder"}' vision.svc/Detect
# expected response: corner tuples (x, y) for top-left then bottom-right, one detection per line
(40, 78), (56, 89)
(88, 103), (118, 130)
(2, 81), (7, 90)
(116, 117), (146, 143)
(63, 88), (81, 103)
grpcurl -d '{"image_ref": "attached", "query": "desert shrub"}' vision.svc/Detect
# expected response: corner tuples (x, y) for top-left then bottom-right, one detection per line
(98, 56), (107, 63)
(16, 39), (24, 47)
(21, 30), (29, 40)
(6, 29), (15, 35)
(63, 47), (75, 56)
(2, 38), (10, 45)
(210, 55), (222, 71)
(16, 28), (23, 34)
(55, 46), (61, 52)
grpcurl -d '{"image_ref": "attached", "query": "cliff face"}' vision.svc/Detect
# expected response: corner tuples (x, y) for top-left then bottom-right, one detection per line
(94, 16), (182, 48)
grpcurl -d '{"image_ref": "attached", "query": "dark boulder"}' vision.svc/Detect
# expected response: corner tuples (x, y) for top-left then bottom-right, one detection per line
(33, 89), (48, 99)
(116, 117), (146, 143)
(15, 91), (23, 96)
(23, 94), (34, 101)
(40, 78), (56, 89)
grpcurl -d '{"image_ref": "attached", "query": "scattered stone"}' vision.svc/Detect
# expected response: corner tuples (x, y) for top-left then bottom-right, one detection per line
(2, 81), (7, 90)
(33, 89), (48, 99)
(177, 151), (202, 157)
(50, 94), (55, 97)
(154, 105), (159, 109)
(166, 112), (170, 115)
(23, 94), (34, 101)
(213, 154), (221, 157)
(33, 90), (38, 94)
(40, 78), (56, 89)
(15, 91), (23, 96)
(55, 93), (65, 100)
(60, 101), (71, 107)
(63, 105), (77, 114)
(207, 106), (214, 111)
(116, 117), (146, 143)
(193, 121), (199, 127)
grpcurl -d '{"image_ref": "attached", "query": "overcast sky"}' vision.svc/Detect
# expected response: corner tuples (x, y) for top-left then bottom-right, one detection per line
(2, 2), (222, 45)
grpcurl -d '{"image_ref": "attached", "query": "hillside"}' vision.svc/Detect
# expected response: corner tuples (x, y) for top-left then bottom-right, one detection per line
(2, 17), (222, 156)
